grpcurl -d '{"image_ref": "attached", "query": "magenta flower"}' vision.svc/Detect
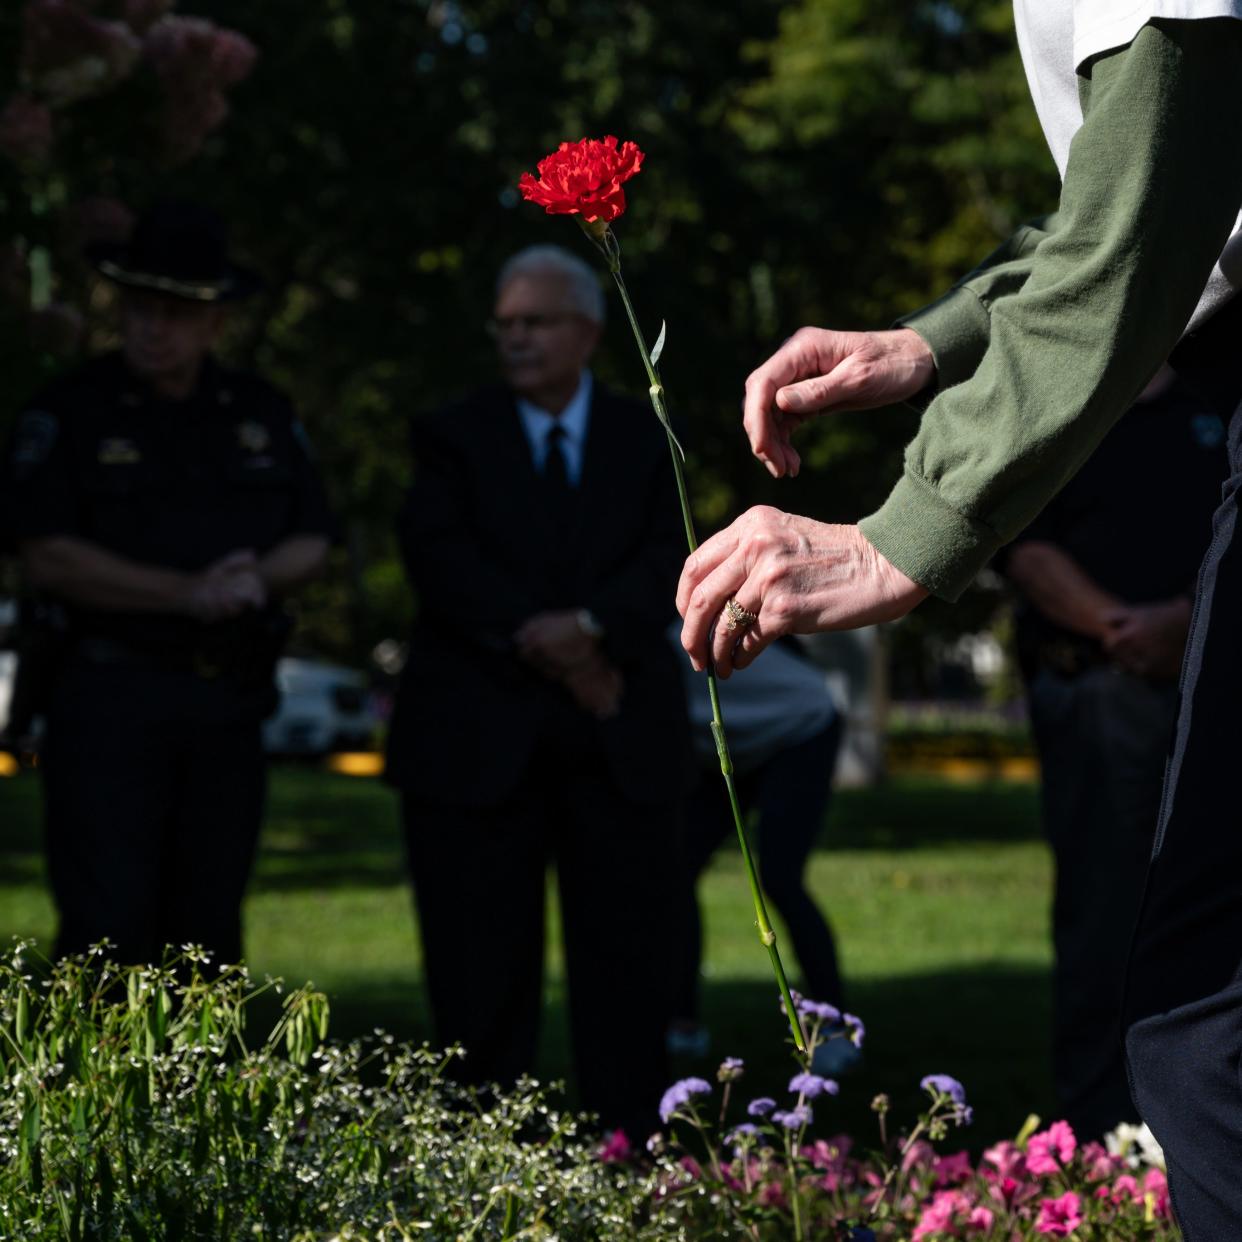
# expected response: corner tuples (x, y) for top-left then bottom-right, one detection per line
(934, 1149), (973, 1187)
(1035, 1190), (1083, 1236)
(1027, 1120), (1077, 1176)
(596, 1128), (631, 1164)
(1144, 1167), (1171, 1219)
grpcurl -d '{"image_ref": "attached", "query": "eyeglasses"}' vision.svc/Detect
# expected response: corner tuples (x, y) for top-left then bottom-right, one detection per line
(486, 312), (580, 336)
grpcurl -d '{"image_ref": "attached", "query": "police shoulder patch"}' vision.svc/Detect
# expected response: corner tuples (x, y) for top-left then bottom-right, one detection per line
(11, 410), (59, 478)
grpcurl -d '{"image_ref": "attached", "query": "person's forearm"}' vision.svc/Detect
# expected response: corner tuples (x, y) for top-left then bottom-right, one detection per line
(1006, 541), (1121, 639)
(256, 535), (330, 598)
(861, 19), (1242, 601)
(19, 536), (193, 614)
(899, 214), (1059, 394)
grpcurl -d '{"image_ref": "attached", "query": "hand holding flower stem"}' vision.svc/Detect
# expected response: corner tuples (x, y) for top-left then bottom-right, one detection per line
(518, 136), (806, 1056)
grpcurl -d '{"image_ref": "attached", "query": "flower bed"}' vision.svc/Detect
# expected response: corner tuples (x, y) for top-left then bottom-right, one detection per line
(0, 947), (1176, 1240)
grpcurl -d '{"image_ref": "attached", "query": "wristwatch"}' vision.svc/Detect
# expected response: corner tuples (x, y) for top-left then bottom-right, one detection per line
(575, 608), (605, 639)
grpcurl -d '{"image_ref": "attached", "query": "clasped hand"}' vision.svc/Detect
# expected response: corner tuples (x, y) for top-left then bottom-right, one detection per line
(676, 326), (935, 672)
(184, 549), (268, 623)
(514, 610), (622, 720)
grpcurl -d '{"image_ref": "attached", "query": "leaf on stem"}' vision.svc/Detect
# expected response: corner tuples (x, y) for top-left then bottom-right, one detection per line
(650, 319), (667, 369)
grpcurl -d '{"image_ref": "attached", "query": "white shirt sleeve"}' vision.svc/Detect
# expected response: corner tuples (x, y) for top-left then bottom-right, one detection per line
(1073, 0), (1242, 67)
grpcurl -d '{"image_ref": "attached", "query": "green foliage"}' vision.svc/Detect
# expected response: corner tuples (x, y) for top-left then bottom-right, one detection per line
(0, 945), (1177, 1240)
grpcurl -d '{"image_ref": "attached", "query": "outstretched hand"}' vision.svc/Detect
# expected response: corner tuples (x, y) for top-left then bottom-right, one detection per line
(743, 327), (935, 478)
(676, 507), (927, 676)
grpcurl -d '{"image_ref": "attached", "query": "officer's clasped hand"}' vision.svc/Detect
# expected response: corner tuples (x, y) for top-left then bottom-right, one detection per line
(184, 548), (268, 623)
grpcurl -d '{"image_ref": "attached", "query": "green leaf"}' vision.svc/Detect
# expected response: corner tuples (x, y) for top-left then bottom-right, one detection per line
(650, 319), (667, 369)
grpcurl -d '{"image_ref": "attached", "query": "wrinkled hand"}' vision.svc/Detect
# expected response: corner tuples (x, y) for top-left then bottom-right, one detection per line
(514, 610), (597, 676)
(1102, 599), (1191, 681)
(743, 327), (935, 478)
(677, 507), (927, 676)
(184, 549), (268, 623)
(561, 652), (624, 721)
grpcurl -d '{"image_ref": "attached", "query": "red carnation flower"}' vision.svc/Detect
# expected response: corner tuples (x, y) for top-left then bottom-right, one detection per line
(518, 135), (644, 224)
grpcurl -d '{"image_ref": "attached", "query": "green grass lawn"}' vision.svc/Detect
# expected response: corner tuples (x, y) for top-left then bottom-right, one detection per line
(0, 766), (1053, 1149)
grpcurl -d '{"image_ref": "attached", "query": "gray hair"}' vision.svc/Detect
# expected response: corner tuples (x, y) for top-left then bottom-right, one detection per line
(496, 244), (606, 326)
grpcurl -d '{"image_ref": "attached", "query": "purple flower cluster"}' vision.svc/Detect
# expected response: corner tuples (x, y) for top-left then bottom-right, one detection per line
(920, 1073), (973, 1125)
(717, 1056), (744, 1083)
(843, 1012), (866, 1048)
(659, 1076), (712, 1124)
(789, 1071), (839, 1099)
(797, 997), (841, 1024)
(772, 1103), (814, 1130)
(747, 1096), (776, 1118)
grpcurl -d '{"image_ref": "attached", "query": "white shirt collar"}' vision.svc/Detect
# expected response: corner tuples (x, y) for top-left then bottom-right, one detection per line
(515, 371), (593, 484)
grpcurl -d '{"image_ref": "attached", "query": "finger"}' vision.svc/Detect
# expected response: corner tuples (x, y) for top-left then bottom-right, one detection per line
(710, 590), (763, 678)
(675, 523), (744, 617)
(774, 352), (874, 417)
(742, 343), (805, 476)
(731, 611), (782, 674)
(681, 548), (750, 672)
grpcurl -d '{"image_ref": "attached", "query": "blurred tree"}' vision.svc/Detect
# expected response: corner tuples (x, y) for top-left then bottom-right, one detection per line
(2, 0), (1059, 678)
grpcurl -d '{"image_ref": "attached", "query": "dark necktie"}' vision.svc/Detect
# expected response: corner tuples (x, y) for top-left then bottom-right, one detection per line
(542, 423), (573, 527)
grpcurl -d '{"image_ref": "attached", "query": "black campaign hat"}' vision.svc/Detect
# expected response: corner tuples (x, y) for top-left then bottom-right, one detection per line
(87, 201), (261, 302)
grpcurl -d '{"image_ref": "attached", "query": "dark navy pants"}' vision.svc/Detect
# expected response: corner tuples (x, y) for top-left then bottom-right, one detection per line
(1124, 399), (1242, 1238)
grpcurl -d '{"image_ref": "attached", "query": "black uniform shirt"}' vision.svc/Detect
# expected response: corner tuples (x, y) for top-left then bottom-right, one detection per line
(5, 351), (334, 652)
(1005, 377), (1229, 660)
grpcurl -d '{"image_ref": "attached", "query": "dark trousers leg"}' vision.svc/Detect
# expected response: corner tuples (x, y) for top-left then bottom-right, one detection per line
(161, 715), (266, 967)
(1124, 455), (1242, 1238)
(402, 794), (548, 1089)
(672, 719), (844, 1022)
(42, 665), (266, 968)
(755, 718), (844, 1008)
(556, 766), (676, 1140)
(1028, 667), (1174, 1139)
(671, 769), (736, 1025)
(43, 665), (180, 963)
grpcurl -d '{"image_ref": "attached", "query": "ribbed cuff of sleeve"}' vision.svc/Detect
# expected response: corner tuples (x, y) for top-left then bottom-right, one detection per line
(898, 286), (992, 392)
(858, 469), (1000, 602)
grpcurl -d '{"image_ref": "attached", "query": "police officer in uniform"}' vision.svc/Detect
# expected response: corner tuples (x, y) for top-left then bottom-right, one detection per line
(3, 203), (334, 967)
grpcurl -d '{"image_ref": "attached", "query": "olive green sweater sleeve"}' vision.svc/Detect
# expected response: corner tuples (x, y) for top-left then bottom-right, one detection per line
(898, 214), (1058, 393)
(859, 18), (1242, 601)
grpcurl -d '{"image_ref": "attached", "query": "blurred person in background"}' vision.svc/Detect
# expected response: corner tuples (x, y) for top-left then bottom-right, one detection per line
(1, 202), (333, 969)
(667, 630), (852, 1074)
(386, 244), (691, 1141)
(1003, 368), (1227, 1139)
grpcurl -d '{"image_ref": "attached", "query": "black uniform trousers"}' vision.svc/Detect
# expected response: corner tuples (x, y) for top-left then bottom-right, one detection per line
(1026, 666), (1175, 1139)
(1124, 399), (1242, 1239)
(402, 698), (676, 1141)
(42, 658), (266, 968)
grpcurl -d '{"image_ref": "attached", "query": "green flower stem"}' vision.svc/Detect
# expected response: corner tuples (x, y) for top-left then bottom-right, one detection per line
(584, 219), (806, 1057)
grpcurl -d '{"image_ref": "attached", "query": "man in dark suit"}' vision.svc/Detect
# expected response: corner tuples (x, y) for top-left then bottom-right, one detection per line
(387, 245), (690, 1140)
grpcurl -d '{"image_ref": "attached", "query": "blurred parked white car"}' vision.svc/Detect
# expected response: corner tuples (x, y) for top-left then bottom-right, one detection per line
(262, 657), (378, 756)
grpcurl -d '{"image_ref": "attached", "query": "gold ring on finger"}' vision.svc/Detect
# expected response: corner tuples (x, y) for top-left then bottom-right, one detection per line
(724, 598), (758, 632)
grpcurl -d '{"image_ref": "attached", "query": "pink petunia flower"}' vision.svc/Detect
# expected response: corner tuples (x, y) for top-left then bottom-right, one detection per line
(1036, 1190), (1084, 1236)
(913, 1189), (969, 1239)
(596, 1129), (631, 1164)
(1027, 1121), (1077, 1176)
(935, 1150), (974, 1186)
(982, 1140), (1028, 1181)
(1144, 1167), (1171, 1219)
